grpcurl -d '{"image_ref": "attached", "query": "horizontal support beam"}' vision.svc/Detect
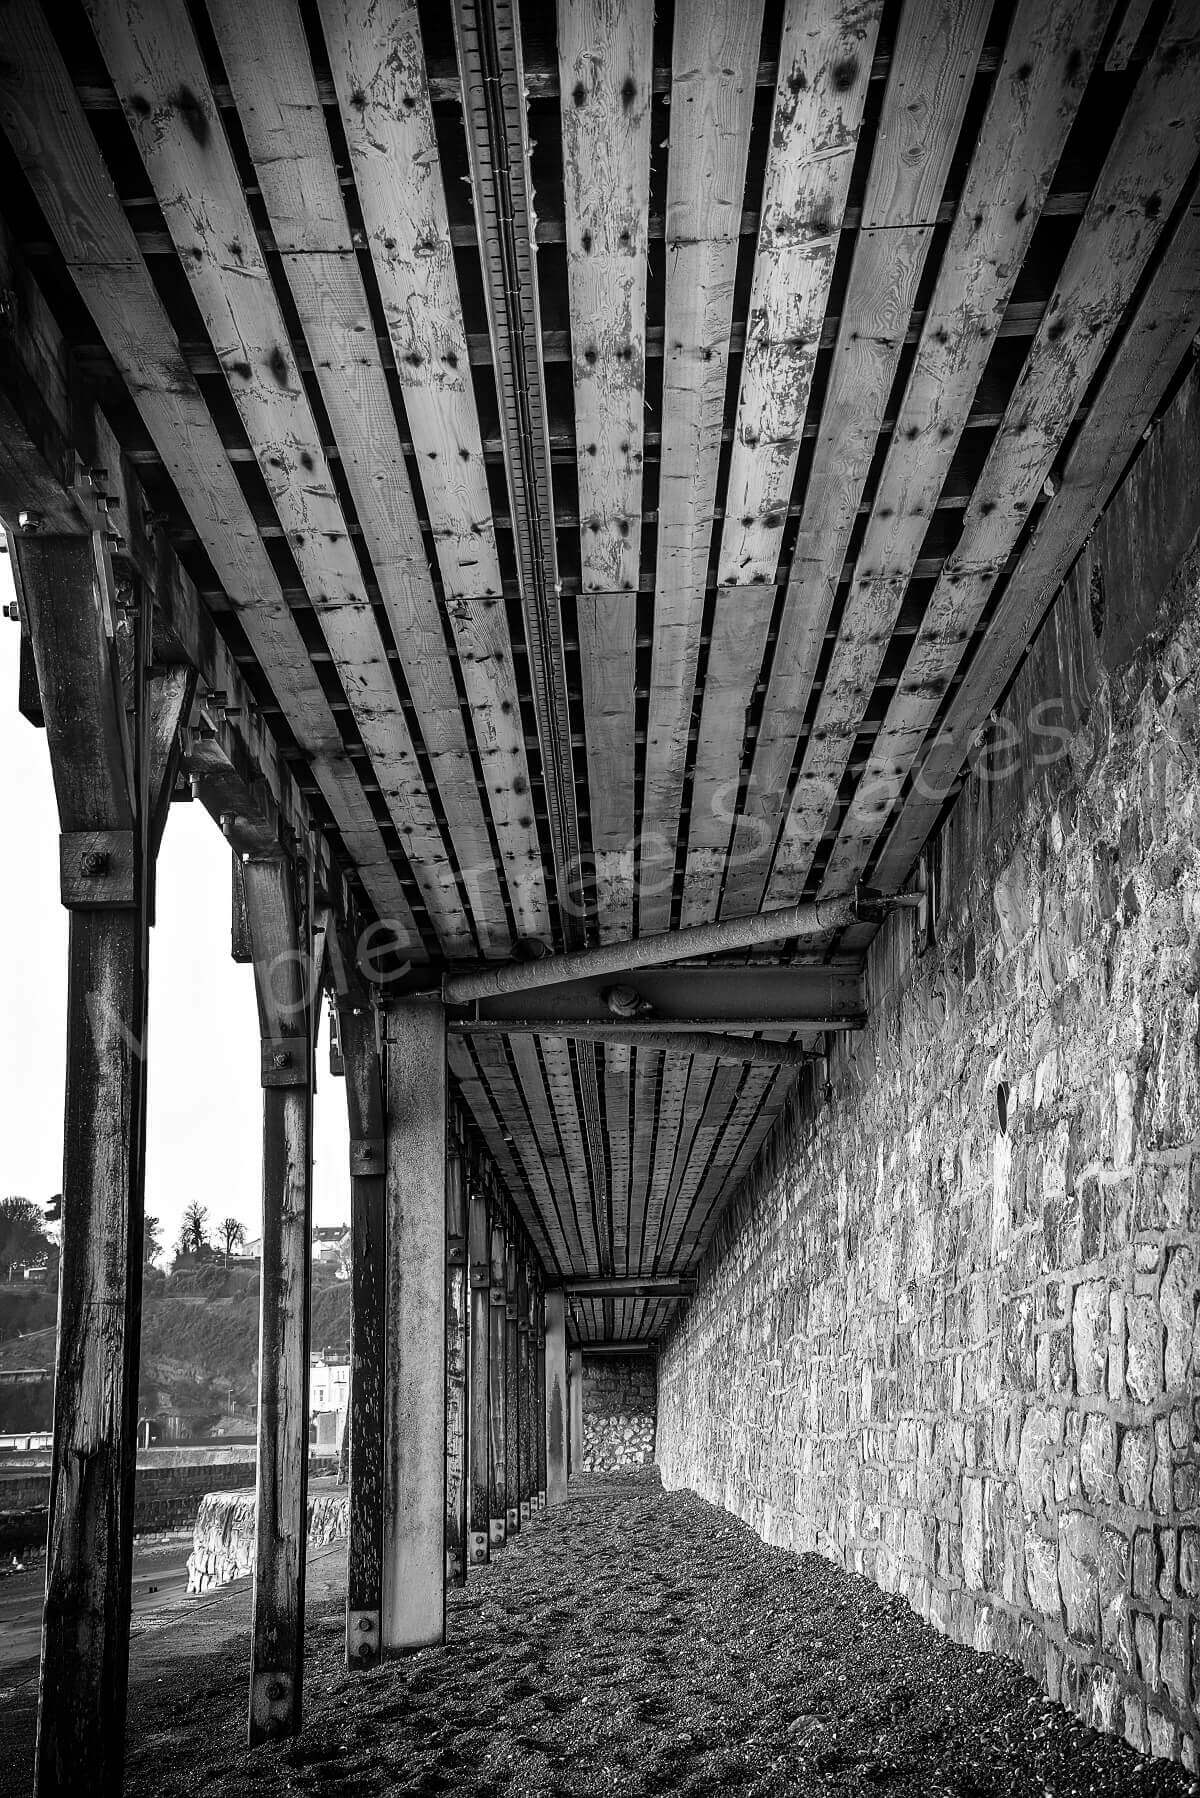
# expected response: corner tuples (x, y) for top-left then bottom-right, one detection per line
(456, 1025), (816, 1067)
(564, 1279), (694, 1298)
(442, 888), (917, 1004)
(570, 1340), (659, 1355)
(449, 963), (865, 1032)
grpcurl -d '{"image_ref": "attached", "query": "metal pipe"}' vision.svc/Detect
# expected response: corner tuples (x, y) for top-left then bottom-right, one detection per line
(443, 886), (911, 1004)
(563, 1278), (695, 1297)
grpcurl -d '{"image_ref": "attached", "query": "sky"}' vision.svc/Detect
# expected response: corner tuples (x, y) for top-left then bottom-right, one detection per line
(0, 550), (350, 1260)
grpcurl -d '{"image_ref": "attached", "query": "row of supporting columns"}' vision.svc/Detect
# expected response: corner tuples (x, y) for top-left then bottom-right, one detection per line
(14, 526), (583, 1794)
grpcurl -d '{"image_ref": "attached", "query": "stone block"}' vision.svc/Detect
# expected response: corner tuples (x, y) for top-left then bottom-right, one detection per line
(1161, 1245), (1197, 1390)
(1126, 1294), (1165, 1403)
(1018, 1407), (1061, 1516)
(1134, 1609), (1159, 1686)
(1059, 1512), (1099, 1643)
(1098, 1527), (1130, 1654)
(1161, 1616), (1188, 1710)
(1119, 1427), (1154, 1510)
(1181, 1528), (1200, 1596)
(1025, 1532), (1061, 1617)
(1072, 1281), (1108, 1394)
(1080, 1413), (1118, 1504)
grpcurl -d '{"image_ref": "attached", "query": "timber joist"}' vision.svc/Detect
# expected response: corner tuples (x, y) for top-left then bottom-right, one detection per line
(1, 0), (1199, 1338)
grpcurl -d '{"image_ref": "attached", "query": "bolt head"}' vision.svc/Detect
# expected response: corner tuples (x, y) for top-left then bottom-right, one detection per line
(80, 850), (109, 878)
(272, 1050), (291, 1069)
(18, 510), (44, 534)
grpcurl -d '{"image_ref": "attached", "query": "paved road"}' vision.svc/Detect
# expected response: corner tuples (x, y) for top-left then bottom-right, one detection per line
(0, 1537), (197, 1682)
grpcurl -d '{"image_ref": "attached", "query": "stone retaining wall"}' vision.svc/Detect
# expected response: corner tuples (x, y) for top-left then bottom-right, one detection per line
(582, 1356), (656, 1471)
(658, 374), (1200, 1769)
(187, 1487), (348, 1593)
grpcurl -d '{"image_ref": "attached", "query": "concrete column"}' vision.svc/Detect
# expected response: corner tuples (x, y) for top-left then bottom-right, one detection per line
(466, 1174), (491, 1568)
(487, 1213), (508, 1548)
(444, 1141), (468, 1588)
(382, 998), (446, 1651)
(545, 1291), (568, 1504)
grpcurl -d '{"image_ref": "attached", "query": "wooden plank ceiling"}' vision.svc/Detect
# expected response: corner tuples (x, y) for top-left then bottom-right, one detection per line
(2, 0), (1199, 1338)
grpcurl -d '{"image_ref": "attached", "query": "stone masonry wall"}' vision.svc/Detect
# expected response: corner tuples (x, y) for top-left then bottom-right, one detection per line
(582, 1355), (656, 1471)
(658, 372), (1200, 1768)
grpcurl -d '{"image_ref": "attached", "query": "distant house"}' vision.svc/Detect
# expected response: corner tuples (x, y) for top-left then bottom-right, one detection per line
(309, 1344), (350, 1452)
(312, 1225), (350, 1280)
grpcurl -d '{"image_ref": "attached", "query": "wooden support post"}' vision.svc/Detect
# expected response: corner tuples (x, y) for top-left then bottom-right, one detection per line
(445, 1128), (469, 1589)
(545, 1290), (568, 1505)
(337, 993), (385, 1670)
(488, 1208), (508, 1548)
(535, 1282), (547, 1509)
(568, 1348), (584, 1477)
(382, 998), (447, 1651)
(245, 855), (315, 1743)
(15, 531), (159, 1798)
(505, 1235), (521, 1535)
(517, 1261), (532, 1526)
(467, 1168), (491, 1568)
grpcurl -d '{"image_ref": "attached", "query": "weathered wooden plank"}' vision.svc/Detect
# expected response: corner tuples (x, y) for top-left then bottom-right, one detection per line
(539, 1038), (602, 1273)
(558, 0), (651, 943)
(83, 0), (472, 955)
(517, 1261), (534, 1523)
(535, 1288), (548, 1506)
(813, 1), (1200, 904)
(639, 0), (764, 929)
(639, 1048), (691, 1272)
(1107, 0), (1155, 68)
(0, 5), (419, 948)
(716, 0), (882, 590)
(244, 856), (314, 1742)
(866, 177), (1200, 899)
(504, 1235), (522, 1535)
(628, 1047), (660, 1287)
(723, 0), (1019, 916)
(467, 1172), (491, 1567)
(568, 1347), (584, 1474)
(505, 1036), (586, 1271)
(209, 0), (548, 951)
(488, 1211), (509, 1546)
(445, 1140), (469, 1588)
(603, 1043), (631, 1279)
(337, 1002), (386, 1669)
(382, 998), (446, 1650)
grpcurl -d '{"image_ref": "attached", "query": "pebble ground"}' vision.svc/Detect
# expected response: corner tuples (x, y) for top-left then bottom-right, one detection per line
(3, 1470), (1198, 1796)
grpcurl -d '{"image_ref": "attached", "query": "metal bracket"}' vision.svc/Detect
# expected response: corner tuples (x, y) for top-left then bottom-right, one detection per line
(470, 1260), (491, 1290)
(249, 1668), (294, 1738)
(59, 830), (136, 909)
(260, 1036), (308, 1088)
(348, 1135), (384, 1177)
(468, 1529), (489, 1567)
(346, 1609), (380, 1670)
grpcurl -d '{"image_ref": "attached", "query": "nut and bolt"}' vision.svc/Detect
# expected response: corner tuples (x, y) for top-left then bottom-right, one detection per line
(80, 850), (109, 878)
(18, 510), (44, 534)
(272, 1050), (292, 1070)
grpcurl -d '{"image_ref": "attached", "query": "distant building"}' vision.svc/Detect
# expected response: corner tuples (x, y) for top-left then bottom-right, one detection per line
(312, 1225), (350, 1280)
(309, 1344), (350, 1452)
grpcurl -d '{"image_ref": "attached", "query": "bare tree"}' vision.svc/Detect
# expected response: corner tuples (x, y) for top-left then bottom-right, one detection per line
(178, 1200), (209, 1259)
(218, 1216), (247, 1264)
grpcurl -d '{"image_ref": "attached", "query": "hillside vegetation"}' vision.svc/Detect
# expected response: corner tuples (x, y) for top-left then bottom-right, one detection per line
(0, 1268), (350, 1434)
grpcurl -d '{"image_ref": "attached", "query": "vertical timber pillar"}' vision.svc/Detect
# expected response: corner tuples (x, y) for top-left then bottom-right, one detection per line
(467, 1168), (491, 1568)
(445, 1125), (469, 1589)
(545, 1290), (568, 1504)
(338, 993), (385, 1670)
(517, 1261), (532, 1526)
(16, 531), (171, 1798)
(535, 1282), (547, 1509)
(245, 855), (315, 1743)
(505, 1235), (521, 1536)
(382, 998), (446, 1650)
(487, 1206), (508, 1549)
(568, 1347), (584, 1476)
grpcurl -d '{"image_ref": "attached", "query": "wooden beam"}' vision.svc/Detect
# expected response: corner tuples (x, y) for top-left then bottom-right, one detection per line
(517, 1260), (534, 1525)
(0, 6), (419, 950)
(488, 1210), (509, 1547)
(244, 854), (315, 1743)
(337, 996), (385, 1670)
(722, 0), (1023, 918)
(207, 0), (540, 954)
(558, 0), (653, 940)
(382, 997), (447, 1651)
(815, 0), (1200, 908)
(504, 1233), (522, 1535)
(639, 0), (764, 929)
(535, 1283), (548, 1508)
(16, 529), (143, 1798)
(467, 1169), (491, 1567)
(715, 0), (882, 592)
(865, 182), (1200, 901)
(445, 1131), (469, 1589)
(83, 0), (473, 957)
